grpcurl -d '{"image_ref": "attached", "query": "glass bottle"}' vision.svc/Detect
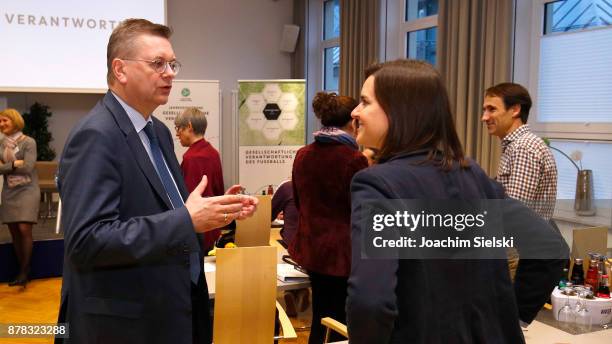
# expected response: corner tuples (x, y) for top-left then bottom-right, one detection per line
(571, 258), (585, 285)
(559, 268), (569, 288)
(597, 275), (610, 298)
(597, 256), (607, 288)
(585, 258), (599, 291)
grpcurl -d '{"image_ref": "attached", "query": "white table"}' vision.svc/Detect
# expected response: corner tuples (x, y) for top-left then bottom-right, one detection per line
(203, 234), (311, 300)
(328, 321), (612, 343)
(523, 320), (612, 343)
(204, 257), (310, 299)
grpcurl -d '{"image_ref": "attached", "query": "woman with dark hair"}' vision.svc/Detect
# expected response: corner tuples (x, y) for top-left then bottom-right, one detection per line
(291, 92), (368, 344)
(346, 60), (567, 343)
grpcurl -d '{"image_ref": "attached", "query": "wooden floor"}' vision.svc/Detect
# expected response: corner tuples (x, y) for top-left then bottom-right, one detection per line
(0, 278), (61, 344)
(0, 278), (311, 344)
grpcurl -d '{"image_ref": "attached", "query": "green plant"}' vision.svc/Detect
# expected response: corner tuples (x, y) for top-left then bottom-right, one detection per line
(22, 102), (56, 161)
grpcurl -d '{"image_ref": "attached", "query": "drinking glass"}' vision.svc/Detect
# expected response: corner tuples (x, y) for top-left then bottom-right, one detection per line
(557, 292), (575, 331)
(574, 291), (592, 332)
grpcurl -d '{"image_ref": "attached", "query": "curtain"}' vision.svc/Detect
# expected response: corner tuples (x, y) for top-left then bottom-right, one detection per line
(438, 0), (514, 176)
(339, 0), (380, 99)
(291, 0), (307, 79)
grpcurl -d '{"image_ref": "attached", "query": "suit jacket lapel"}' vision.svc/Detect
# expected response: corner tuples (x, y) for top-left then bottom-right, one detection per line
(103, 92), (173, 210)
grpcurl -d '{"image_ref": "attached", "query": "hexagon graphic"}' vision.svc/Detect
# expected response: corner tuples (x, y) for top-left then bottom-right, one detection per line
(263, 103), (282, 120)
(278, 111), (298, 130)
(262, 84), (282, 103)
(262, 120), (282, 140)
(246, 112), (266, 130)
(246, 94), (266, 113)
(278, 93), (298, 112)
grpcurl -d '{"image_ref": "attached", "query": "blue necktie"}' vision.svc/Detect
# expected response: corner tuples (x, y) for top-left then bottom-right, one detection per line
(143, 122), (201, 284)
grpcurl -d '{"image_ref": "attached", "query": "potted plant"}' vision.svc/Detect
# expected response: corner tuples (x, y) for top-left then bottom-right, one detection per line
(544, 139), (595, 216)
(22, 102), (56, 161)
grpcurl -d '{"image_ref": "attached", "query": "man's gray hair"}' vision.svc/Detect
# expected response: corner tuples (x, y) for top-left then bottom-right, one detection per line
(174, 107), (208, 136)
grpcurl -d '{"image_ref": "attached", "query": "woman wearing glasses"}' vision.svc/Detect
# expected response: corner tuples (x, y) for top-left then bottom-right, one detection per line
(0, 108), (40, 288)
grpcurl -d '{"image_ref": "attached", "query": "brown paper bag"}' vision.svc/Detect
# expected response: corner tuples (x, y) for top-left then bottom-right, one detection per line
(571, 226), (608, 275)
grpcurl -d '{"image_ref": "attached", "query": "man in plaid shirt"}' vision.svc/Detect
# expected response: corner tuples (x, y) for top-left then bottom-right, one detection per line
(482, 83), (557, 220)
(482, 83), (563, 330)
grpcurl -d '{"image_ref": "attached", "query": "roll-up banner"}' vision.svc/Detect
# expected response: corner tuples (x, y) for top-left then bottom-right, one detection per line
(153, 80), (221, 163)
(237, 80), (306, 195)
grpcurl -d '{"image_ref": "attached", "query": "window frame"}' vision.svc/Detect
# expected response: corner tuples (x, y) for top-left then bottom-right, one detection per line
(518, 0), (612, 141)
(306, 0), (340, 141)
(321, 0), (340, 92)
(514, 0), (612, 222)
(385, 0), (438, 61)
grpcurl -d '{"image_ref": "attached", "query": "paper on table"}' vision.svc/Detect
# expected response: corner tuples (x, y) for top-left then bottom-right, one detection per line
(277, 263), (308, 282)
(204, 262), (216, 273)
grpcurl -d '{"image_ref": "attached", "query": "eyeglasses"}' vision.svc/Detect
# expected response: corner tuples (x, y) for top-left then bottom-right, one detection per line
(120, 58), (182, 75)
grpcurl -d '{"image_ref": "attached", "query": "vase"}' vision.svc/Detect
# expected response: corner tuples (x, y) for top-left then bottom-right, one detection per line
(574, 169), (596, 216)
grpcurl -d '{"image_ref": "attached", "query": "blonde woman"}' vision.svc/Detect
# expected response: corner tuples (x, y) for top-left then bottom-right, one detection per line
(0, 108), (40, 288)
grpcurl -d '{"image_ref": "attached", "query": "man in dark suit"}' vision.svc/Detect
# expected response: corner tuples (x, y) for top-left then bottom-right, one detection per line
(56, 19), (257, 344)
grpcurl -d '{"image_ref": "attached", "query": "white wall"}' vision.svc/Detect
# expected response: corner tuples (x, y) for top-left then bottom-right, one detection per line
(0, 0), (294, 186)
(168, 0), (294, 185)
(0, 93), (102, 159)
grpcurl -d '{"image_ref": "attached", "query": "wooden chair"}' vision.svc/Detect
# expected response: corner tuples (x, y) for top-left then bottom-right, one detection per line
(235, 195), (272, 247)
(55, 197), (62, 234)
(213, 246), (296, 343)
(35, 161), (58, 220)
(321, 317), (348, 343)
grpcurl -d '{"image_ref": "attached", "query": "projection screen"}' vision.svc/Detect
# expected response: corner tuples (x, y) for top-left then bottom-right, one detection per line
(0, 0), (166, 93)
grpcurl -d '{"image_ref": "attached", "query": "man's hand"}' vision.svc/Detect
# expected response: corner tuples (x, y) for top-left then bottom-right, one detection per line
(224, 183), (259, 220)
(185, 176), (258, 232)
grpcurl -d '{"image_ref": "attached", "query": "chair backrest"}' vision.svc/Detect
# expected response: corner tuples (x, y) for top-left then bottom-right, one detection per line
(322, 317), (348, 343)
(236, 195), (272, 247)
(213, 246), (277, 344)
(35, 161), (58, 190)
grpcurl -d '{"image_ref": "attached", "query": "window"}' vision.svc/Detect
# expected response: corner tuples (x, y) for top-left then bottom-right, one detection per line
(549, 139), (612, 200)
(406, 27), (437, 65)
(323, 46), (340, 91)
(544, 0), (612, 34)
(514, 0), (612, 207)
(306, 0), (341, 140)
(538, 0), (612, 126)
(324, 0), (340, 39)
(322, 0), (340, 92)
(402, 0), (438, 65)
(517, 0), (612, 138)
